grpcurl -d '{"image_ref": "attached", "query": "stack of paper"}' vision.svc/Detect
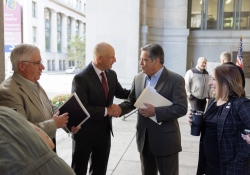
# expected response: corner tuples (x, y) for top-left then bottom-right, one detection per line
(134, 86), (172, 124)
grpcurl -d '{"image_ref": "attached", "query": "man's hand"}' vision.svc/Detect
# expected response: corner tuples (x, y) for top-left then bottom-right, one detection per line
(52, 111), (69, 128)
(138, 103), (155, 117)
(107, 104), (122, 117)
(71, 125), (81, 134)
(188, 111), (192, 126)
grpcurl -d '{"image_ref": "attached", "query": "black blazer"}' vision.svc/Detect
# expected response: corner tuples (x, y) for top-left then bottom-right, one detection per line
(197, 97), (250, 175)
(119, 67), (187, 156)
(71, 62), (130, 141)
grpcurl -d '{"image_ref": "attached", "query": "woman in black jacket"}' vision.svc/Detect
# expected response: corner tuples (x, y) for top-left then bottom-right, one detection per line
(189, 64), (250, 175)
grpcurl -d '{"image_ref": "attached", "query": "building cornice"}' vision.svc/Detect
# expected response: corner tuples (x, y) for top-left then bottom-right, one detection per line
(49, 0), (85, 17)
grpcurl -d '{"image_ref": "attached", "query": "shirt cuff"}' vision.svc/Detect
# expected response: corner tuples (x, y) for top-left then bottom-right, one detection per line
(104, 107), (107, 117)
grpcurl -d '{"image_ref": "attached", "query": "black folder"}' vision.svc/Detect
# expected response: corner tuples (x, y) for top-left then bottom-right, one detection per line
(57, 92), (90, 132)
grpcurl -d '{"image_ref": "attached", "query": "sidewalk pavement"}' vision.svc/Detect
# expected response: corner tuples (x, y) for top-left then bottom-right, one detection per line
(56, 105), (200, 175)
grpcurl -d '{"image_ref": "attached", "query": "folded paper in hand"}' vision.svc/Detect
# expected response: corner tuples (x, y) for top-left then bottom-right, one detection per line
(58, 92), (90, 132)
(134, 86), (172, 125)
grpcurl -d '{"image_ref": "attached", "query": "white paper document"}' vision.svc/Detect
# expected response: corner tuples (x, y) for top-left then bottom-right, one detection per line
(134, 86), (172, 124)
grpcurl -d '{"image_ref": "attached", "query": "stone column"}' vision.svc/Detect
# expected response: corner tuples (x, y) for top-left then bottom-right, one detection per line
(36, 1), (45, 52)
(79, 21), (83, 37)
(22, 0), (32, 44)
(140, 0), (148, 48)
(50, 9), (57, 53)
(0, 1), (5, 83)
(61, 14), (68, 53)
(71, 17), (76, 37)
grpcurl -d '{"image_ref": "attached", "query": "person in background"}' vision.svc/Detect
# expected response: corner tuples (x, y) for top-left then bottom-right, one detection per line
(184, 57), (210, 112)
(71, 42), (130, 175)
(0, 43), (79, 152)
(220, 51), (245, 88)
(0, 106), (76, 175)
(189, 64), (250, 175)
(115, 43), (187, 175)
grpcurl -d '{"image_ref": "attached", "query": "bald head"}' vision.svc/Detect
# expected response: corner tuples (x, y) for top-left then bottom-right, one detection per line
(93, 42), (112, 60)
(220, 51), (231, 63)
(92, 42), (116, 71)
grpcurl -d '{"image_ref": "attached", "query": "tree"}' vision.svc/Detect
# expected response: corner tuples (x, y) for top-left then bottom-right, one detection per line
(67, 35), (85, 69)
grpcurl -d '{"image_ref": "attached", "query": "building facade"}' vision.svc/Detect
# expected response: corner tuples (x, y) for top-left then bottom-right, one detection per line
(4, 0), (86, 72)
(86, 0), (250, 93)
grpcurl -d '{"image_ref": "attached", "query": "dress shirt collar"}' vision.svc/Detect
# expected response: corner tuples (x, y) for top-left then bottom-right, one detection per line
(145, 67), (164, 88)
(15, 73), (39, 92)
(92, 62), (106, 79)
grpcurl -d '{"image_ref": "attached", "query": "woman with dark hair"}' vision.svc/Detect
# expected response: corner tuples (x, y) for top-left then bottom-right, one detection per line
(189, 64), (250, 175)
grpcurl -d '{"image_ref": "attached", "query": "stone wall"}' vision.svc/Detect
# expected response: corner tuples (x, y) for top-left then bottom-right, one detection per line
(0, 1), (5, 83)
(85, 0), (140, 85)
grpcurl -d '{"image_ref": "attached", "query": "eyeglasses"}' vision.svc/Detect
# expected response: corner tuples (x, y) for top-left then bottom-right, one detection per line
(22, 60), (43, 66)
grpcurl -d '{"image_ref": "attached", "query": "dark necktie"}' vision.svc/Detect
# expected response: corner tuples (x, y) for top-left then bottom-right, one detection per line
(100, 72), (108, 100)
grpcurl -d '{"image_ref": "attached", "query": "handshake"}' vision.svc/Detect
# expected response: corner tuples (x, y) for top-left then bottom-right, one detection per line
(107, 104), (122, 117)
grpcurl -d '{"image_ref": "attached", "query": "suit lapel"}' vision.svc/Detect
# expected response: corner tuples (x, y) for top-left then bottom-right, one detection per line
(155, 67), (168, 93)
(12, 73), (44, 116)
(87, 63), (107, 102)
(136, 73), (146, 98)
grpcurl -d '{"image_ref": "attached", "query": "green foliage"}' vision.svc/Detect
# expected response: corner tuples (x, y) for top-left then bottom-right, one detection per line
(51, 94), (71, 107)
(67, 35), (85, 69)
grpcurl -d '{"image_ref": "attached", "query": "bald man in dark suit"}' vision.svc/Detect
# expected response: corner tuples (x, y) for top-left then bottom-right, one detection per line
(71, 42), (130, 175)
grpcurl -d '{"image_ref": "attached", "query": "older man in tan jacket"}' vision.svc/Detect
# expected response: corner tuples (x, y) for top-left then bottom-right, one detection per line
(0, 44), (74, 151)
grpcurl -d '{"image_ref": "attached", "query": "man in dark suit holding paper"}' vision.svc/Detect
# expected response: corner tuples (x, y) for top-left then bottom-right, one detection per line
(71, 42), (130, 175)
(117, 43), (187, 175)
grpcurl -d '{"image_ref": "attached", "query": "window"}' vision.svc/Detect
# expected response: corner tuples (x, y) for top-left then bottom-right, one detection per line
(47, 60), (51, 71)
(57, 13), (62, 52)
(45, 8), (51, 51)
(189, 0), (250, 30)
(83, 23), (86, 35)
(52, 60), (55, 71)
(59, 60), (62, 70)
(32, 1), (36, 17)
(239, 0), (250, 29)
(63, 60), (66, 70)
(69, 60), (75, 67)
(33, 27), (36, 44)
(79, 0), (82, 11)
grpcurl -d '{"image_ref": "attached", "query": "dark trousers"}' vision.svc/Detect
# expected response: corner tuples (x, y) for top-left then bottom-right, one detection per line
(71, 134), (111, 175)
(189, 95), (207, 112)
(140, 131), (179, 175)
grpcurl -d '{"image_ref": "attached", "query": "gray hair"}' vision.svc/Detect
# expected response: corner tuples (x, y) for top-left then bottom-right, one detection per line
(11, 44), (40, 71)
(197, 57), (207, 63)
(220, 51), (231, 62)
(141, 43), (164, 64)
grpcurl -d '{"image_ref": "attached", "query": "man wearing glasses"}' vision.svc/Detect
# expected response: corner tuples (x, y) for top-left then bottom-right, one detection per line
(0, 43), (72, 152)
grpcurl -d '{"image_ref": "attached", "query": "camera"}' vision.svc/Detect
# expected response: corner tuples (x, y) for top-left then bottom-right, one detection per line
(190, 109), (204, 136)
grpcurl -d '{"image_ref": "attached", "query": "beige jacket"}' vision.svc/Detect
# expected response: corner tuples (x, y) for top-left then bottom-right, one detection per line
(0, 73), (57, 138)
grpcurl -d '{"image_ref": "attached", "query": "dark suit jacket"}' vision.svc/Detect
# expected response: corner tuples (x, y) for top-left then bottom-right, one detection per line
(71, 62), (130, 142)
(119, 67), (187, 156)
